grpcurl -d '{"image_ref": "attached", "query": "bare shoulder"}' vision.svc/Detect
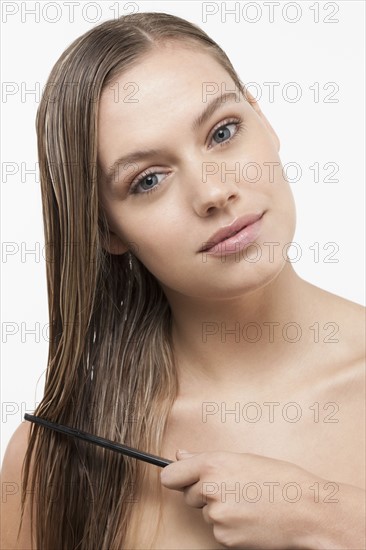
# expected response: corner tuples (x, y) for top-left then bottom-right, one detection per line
(302, 280), (365, 413)
(0, 422), (36, 549)
(303, 280), (365, 361)
(328, 289), (365, 367)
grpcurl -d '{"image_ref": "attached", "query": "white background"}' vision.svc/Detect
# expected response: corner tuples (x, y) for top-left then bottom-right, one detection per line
(1, 0), (365, 463)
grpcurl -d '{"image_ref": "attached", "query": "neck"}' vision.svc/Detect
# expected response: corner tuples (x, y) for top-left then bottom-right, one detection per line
(161, 262), (317, 394)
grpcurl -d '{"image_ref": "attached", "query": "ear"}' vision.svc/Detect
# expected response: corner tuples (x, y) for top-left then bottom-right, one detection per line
(101, 230), (130, 255)
(244, 87), (280, 152)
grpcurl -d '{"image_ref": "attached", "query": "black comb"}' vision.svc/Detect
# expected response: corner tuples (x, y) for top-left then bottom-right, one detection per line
(24, 413), (174, 468)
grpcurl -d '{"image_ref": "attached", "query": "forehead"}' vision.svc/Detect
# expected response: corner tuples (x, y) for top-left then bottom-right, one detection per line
(97, 44), (236, 160)
(99, 43), (233, 114)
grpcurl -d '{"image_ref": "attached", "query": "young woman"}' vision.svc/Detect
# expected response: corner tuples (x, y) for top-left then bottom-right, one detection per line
(1, 11), (365, 550)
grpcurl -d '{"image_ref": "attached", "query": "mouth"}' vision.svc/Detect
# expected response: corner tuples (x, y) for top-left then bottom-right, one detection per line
(198, 211), (265, 253)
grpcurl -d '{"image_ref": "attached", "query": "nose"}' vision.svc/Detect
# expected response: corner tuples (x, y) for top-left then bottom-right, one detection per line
(187, 161), (240, 216)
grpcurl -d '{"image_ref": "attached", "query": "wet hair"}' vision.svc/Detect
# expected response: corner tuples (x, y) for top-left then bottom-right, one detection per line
(20, 11), (248, 548)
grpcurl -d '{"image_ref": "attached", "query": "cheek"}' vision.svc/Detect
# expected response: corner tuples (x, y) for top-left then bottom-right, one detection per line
(226, 138), (279, 185)
(118, 208), (178, 264)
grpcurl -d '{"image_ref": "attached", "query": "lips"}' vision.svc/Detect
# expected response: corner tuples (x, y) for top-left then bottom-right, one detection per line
(198, 211), (265, 253)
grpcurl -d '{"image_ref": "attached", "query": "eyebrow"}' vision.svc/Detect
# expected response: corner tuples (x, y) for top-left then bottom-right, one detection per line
(105, 90), (242, 188)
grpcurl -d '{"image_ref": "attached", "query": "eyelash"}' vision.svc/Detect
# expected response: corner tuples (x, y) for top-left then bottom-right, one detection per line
(128, 117), (246, 197)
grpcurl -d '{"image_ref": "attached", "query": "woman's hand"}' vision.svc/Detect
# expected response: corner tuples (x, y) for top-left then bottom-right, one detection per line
(160, 449), (332, 549)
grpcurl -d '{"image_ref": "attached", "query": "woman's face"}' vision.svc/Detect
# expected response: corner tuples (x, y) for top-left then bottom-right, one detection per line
(97, 42), (296, 299)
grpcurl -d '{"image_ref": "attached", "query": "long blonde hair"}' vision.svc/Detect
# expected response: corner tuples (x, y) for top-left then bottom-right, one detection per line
(20, 11), (247, 548)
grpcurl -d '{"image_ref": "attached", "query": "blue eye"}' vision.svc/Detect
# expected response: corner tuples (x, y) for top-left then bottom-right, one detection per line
(212, 122), (238, 146)
(133, 173), (161, 193)
(129, 118), (245, 196)
(129, 170), (169, 197)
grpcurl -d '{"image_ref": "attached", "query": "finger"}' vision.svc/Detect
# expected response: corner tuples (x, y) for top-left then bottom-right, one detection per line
(176, 449), (197, 460)
(160, 454), (203, 490)
(182, 481), (207, 509)
(201, 503), (214, 525)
